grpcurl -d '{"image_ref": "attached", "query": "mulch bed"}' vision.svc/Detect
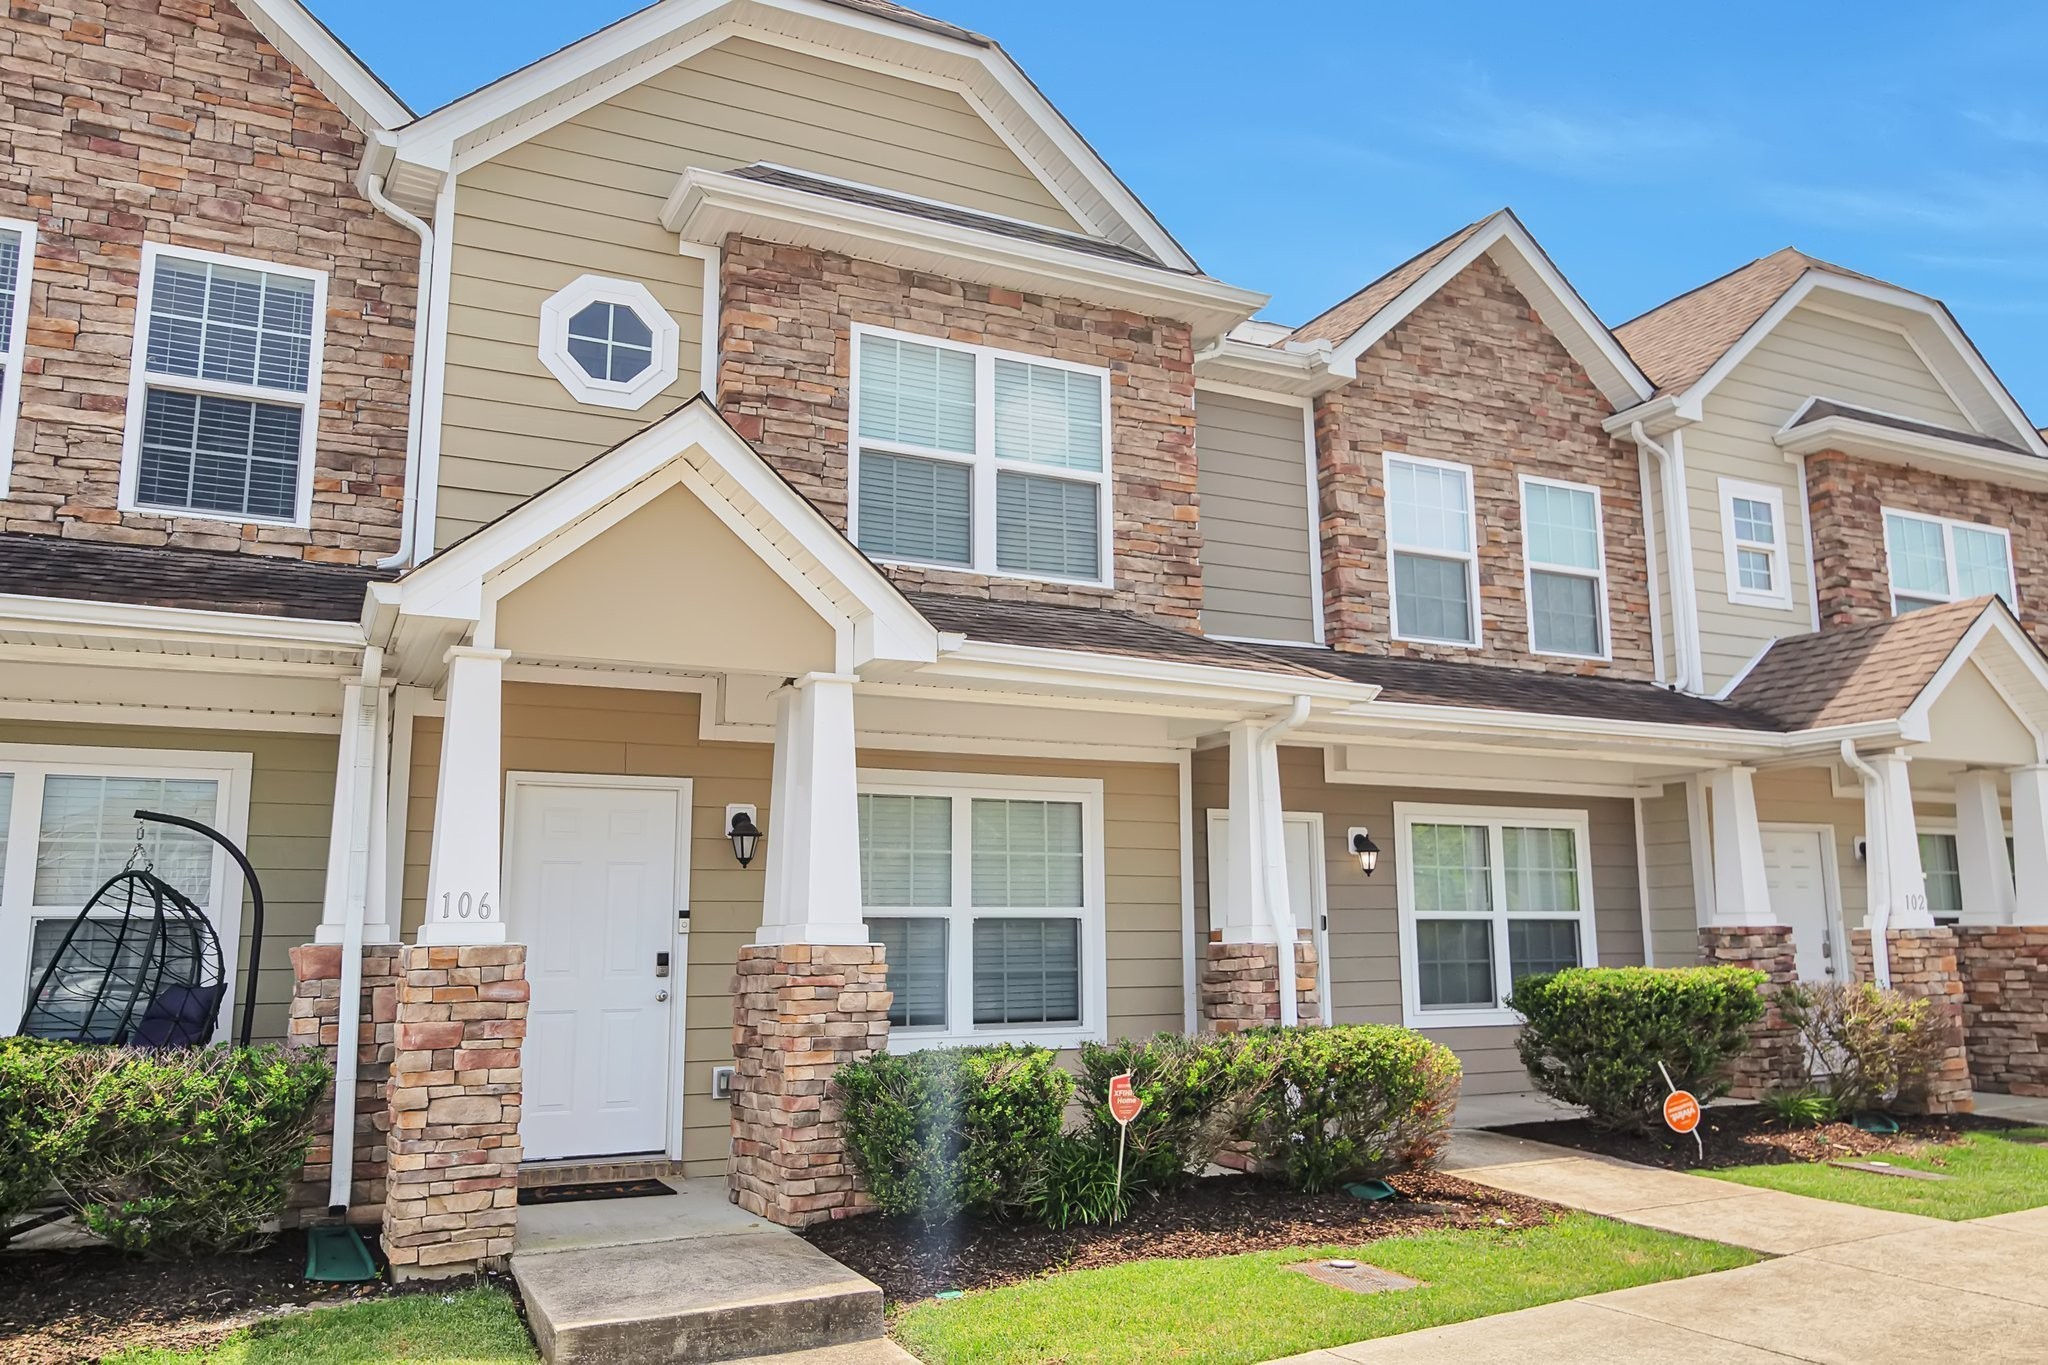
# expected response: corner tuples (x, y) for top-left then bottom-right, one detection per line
(800, 1170), (1557, 1304)
(0, 1228), (517, 1365)
(1490, 1107), (2025, 1172)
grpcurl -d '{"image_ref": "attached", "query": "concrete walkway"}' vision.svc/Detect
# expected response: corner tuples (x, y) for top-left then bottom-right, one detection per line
(1268, 1128), (2048, 1364)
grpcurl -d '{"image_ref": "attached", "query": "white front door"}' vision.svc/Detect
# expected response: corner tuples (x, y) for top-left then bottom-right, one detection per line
(1206, 811), (1332, 1024)
(1763, 827), (1835, 982)
(506, 777), (687, 1161)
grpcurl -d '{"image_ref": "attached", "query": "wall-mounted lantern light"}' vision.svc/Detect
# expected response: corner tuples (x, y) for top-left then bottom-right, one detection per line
(726, 805), (762, 868)
(1348, 827), (1380, 877)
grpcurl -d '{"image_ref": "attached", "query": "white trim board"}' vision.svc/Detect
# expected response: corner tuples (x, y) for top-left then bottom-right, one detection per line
(0, 216), (37, 491)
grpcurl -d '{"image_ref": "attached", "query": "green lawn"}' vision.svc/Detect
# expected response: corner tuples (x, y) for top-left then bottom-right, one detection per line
(891, 1214), (1756, 1365)
(1705, 1126), (2048, 1221)
(102, 1286), (536, 1365)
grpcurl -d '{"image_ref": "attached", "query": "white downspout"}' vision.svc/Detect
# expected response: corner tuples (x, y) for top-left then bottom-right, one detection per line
(328, 648), (388, 1213)
(1257, 697), (1312, 1027)
(1839, 740), (1892, 988)
(1632, 422), (1703, 693)
(362, 168), (434, 572)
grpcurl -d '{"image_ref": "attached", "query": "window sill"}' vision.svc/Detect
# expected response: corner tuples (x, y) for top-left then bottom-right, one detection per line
(119, 499), (310, 532)
(886, 1023), (1102, 1053)
(1725, 587), (1794, 611)
(1401, 1005), (1519, 1030)
(866, 553), (1115, 592)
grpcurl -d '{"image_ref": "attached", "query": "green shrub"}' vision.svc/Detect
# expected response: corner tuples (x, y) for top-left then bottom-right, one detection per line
(1777, 981), (1944, 1115)
(1022, 1133), (1130, 1229)
(1760, 1088), (1840, 1128)
(835, 1045), (1072, 1222)
(1507, 966), (1765, 1132)
(1074, 1033), (1275, 1194)
(0, 1037), (80, 1247)
(1249, 1024), (1462, 1193)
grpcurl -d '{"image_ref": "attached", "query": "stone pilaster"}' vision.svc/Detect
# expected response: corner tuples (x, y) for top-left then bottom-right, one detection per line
(1850, 928), (1974, 1114)
(1697, 926), (1801, 1099)
(729, 944), (890, 1228)
(1200, 938), (1319, 1032)
(381, 944), (527, 1279)
(1953, 926), (2048, 1097)
(287, 943), (402, 1225)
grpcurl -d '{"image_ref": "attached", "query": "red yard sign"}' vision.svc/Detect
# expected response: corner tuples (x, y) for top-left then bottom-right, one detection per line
(1108, 1072), (1144, 1126)
(1663, 1090), (1702, 1134)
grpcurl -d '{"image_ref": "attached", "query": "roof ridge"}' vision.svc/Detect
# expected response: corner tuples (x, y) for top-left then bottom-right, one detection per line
(1283, 212), (1499, 346)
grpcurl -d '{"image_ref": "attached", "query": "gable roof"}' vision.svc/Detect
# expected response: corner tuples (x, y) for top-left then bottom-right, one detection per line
(1724, 598), (1995, 731)
(240, 0), (413, 132)
(1277, 210), (1652, 410)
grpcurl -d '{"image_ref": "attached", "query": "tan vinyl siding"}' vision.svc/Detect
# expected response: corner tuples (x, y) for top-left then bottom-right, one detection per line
(1639, 784), (1699, 965)
(0, 722), (337, 1044)
(1196, 390), (1319, 643)
(1193, 747), (1644, 1096)
(1685, 305), (1974, 688)
(403, 686), (1182, 1177)
(435, 36), (1079, 546)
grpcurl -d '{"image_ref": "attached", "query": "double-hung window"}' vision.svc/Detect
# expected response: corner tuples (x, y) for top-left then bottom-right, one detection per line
(1718, 478), (1791, 608)
(0, 217), (36, 483)
(0, 747), (248, 1037)
(1918, 832), (1964, 923)
(1395, 803), (1598, 1027)
(1883, 509), (2014, 614)
(1385, 454), (1479, 646)
(1521, 476), (1608, 657)
(120, 244), (326, 526)
(851, 325), (1111, 585)
(857, 772), (1103, 1048)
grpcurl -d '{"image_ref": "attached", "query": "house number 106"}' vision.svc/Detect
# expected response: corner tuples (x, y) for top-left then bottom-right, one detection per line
(441, 891), (494, 920)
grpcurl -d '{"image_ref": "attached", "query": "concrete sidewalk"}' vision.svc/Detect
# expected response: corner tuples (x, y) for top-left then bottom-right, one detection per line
(1268, 1131), (2048, 1364)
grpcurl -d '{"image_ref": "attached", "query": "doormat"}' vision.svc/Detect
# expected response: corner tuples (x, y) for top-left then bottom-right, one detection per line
(517, 1178), (679, 1207)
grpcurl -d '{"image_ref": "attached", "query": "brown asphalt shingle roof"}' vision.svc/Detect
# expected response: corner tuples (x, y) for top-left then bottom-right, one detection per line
(1614, 248), (1894, 397)
(1283, 215), (1495, 347)
(905, 592), (1336, 678)
(1723, 598), (1995, 730)
(0, 536), (384, 622)
(1791, 399), (2030, 456)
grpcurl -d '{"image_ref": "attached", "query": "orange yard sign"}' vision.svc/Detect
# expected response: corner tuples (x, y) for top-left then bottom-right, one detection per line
(1663, 1090), (1702, 1134)
(1108, 1073), (1144, 1126)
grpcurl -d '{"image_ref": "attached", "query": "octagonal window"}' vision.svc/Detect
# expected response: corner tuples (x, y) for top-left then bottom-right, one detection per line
(566, 300), (656, 384)
(538, 275), (680, 410)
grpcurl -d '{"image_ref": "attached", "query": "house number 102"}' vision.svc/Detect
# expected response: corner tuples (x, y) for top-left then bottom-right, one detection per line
(441, 891), (494, 921)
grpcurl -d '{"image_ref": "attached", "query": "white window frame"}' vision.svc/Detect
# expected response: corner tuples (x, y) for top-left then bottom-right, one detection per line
(537, 273), (680, 410)
(1384, 452), (1482, 647)
(1519, 473), (1611, 660)
(1880, 506), (2016, 614)
(0, 215), (37, 490)
(118, 242), (328, 529)
(848, 322), (1115, 589)
(1393, 802), (1599, 1029)
(856, 768), (1107, 1051)
(1718, 477), (1793, 609)
(0, 744), (252, 1042)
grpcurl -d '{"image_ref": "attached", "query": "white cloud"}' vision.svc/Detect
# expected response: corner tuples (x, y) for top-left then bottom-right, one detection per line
(1421, 73), (1723, 176)
(1964, 108), (2048, 146)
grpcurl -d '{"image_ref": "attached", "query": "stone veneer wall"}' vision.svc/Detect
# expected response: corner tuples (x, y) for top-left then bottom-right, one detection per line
(716, 236), (1203, 624)
(1849, 928), (1974, 1115)
(1697, 926), (1803, 1099)
(728, 943), (891, 1228)
(0, 0), (420, 562)
(1312, 254), (1654, 676)
(1198, 939), (1320, 1032)
(287, 943), (401, 1224)
(381, 945), (526, 1278)
(1807, 450), (2048, 641)
(1953, 926), (2048, 1097)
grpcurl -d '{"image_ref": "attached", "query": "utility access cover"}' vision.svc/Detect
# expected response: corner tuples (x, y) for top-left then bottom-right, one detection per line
(1284, 1259), (1424, 1294)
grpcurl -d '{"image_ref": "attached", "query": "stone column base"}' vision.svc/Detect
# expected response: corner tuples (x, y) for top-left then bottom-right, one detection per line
(287, 943), (402, 1225)
(729, 943), (890, 1228)
(1850, 928), (1974, 1114)
(1697, 925), (1801, 1099)
(1953, 926), (2048, 1097)
(382, 944), (527, 1279)
(1200, 938), (1319, 1032)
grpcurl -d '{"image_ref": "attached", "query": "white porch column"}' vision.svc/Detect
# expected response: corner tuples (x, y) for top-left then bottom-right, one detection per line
(1706, 765), (1775, 925)
(1219, 722), (1281, 944)
(316, 680), (380, 945)
(1955, 769), (2017, 925)
(419, 646), (510, 946)
(756, 672), (867, 946)
(1865, 751), (1932, 930)
(2010, 765), (2048, 926)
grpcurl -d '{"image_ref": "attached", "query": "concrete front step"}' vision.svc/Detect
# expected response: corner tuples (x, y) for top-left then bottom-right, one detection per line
(511, 1229), (885, 1364)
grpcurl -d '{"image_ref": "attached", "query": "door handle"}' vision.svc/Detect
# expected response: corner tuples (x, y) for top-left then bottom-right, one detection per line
(656, 989), (670, 1003)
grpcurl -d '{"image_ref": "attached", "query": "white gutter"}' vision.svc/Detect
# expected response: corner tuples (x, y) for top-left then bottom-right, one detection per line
(1838, 739), (1892, 988)
(1631, 421), (1704, 692)
(327, 647), (388, 1213)
(361, 162), (436, 571)
(1258, 696), (1312, 1027)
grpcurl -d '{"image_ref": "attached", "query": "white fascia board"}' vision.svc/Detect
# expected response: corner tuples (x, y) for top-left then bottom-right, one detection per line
(1333, 699), (1787, 755)
(1773, 414), (2048, 490)
(0, 593), (368, 650)
(661, 168), (1265, 337)
(923, 640), (1369, 709)
(1899, 606), (2048, 743)
(1326, 213), (1653, 410)
(236, 0), (412, 133)
(1602, 393), (1686, 437)
(391, 401), (937, 664)
(1192, 338), (1348, 398)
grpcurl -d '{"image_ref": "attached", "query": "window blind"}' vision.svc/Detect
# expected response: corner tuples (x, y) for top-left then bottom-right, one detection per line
(995, 471), (1099, 580)
(858, 793), (952, 908)
(971, 799), (1084, 908)
(972, 918), (1080, 1025)
(0, 228), (19, 354)
(33, 775), (216, 908)
(857, 452), (971, 566)
(136, 389), (303, 521)
(992, 359), (1102, 471)
(868, 917), (948, 1028)
(145, 258), (314, 395)
(857, 333), (976, 454)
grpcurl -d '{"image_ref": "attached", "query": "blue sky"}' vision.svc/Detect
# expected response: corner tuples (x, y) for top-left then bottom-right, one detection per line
(320, 0), (2048, 418)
